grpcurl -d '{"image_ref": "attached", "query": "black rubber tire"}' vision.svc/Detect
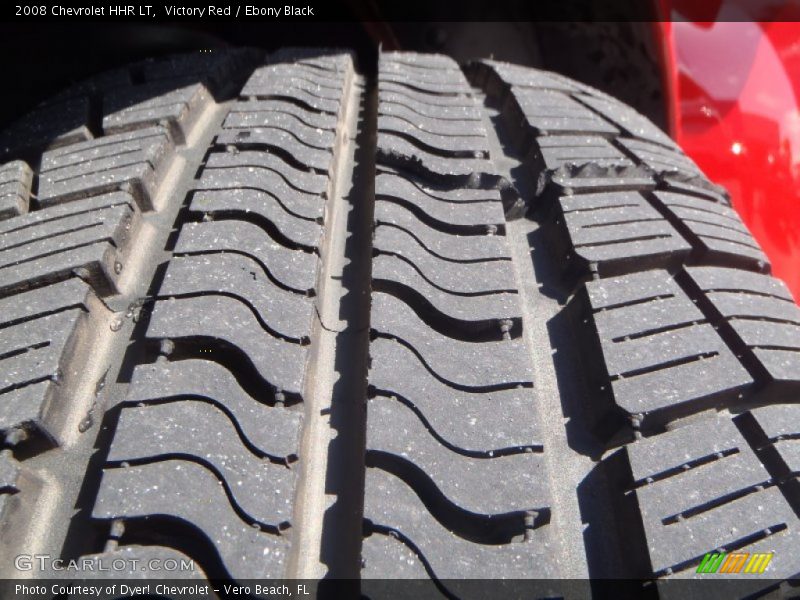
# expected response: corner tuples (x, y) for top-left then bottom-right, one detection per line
(0, 48), (798, 597)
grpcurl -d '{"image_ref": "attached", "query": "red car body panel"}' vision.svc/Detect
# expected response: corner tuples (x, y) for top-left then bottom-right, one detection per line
(656, 1), (800, 302)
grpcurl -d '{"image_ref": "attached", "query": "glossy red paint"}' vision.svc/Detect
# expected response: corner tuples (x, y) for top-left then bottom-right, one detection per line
(656, 2), (800, 302)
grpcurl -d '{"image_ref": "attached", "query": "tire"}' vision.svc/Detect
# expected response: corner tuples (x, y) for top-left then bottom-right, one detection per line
(0, 48), (798, 597)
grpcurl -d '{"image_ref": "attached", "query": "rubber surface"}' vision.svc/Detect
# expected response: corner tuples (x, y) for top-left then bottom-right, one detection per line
(0, 48), (798, 597)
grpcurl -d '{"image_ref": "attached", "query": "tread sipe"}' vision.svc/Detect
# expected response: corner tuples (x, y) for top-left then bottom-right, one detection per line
(0, 48), (797, 598)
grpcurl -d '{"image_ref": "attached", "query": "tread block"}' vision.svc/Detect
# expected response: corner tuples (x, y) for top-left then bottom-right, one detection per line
(467, 61), (586, 151)
(244, 69), (345, 102)
(378, 115), (488, 156)
(0, 278), (89, 327)
(578, 271), (753, 432)
(370, 293), (530, 389)
(380, 69), (473, 96)
(103, 82), (212, 143)
(773, 437), (800, 475)
(216, 129), (332, 173)
(204, 150), (328, 195)
(576, 94), (677, 148)
(0, 161), (32, 220)
(173, 221), (318, 294)
(0, 193), (137, 297)
(375, 173), (504, 229)
(661, 175), (732, 206)
(539, 135), (634, 170)
(241, 85), (341, 114)
(159, 253), (314, 342)
(654, 192), (750, 232)
(280, 50), (354, 71)
(512, 88), (620, 136)
(752, 348), (800, 383)
(0, 309), (84, 387)
(535, 136), (654, 194)
(655, 192), (769, 270)
(627, 416), (800, 578)
(107, 401), (296, 522)
(382, 52), (463, 71)
(0, 309), (86, 439)
(752, 404), (800, 444)
(378, 91), (483, 122)
(226, 99), (338, 131)
(555, 191), (691, 277)
(196, 165), (325, 222)
(367, 395), (546, 515)
(377, 104), (484, 136)
(687, 267), (800, 398)
(372, 255), (519, 324)
(377, 134), (493, 182)
(249, 63), (345, 88)
(224, 110), (335, 150)
(373, 227), (516, 295)
(380, 56), (476, 94)
(374, 201), (511, 262)
(687, 266), (794, 301)
(241, 53), (353, 116)
(0, 285), (91, 442)
(552, 190), (769, 281)
(94, 461), (290, 580)
(188, 189), (322, 250)
(473, 60), (582, 93)
(617, 138), (700, 176)
(380, 81), (476, 108)
(126, 359), (302, 459)
(145, 295), (308, 396)
(255, 50), (351, 73)
(363, 468), (554, 581)
(368, 344), (539, 452)
(38, 127), (174, 211)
